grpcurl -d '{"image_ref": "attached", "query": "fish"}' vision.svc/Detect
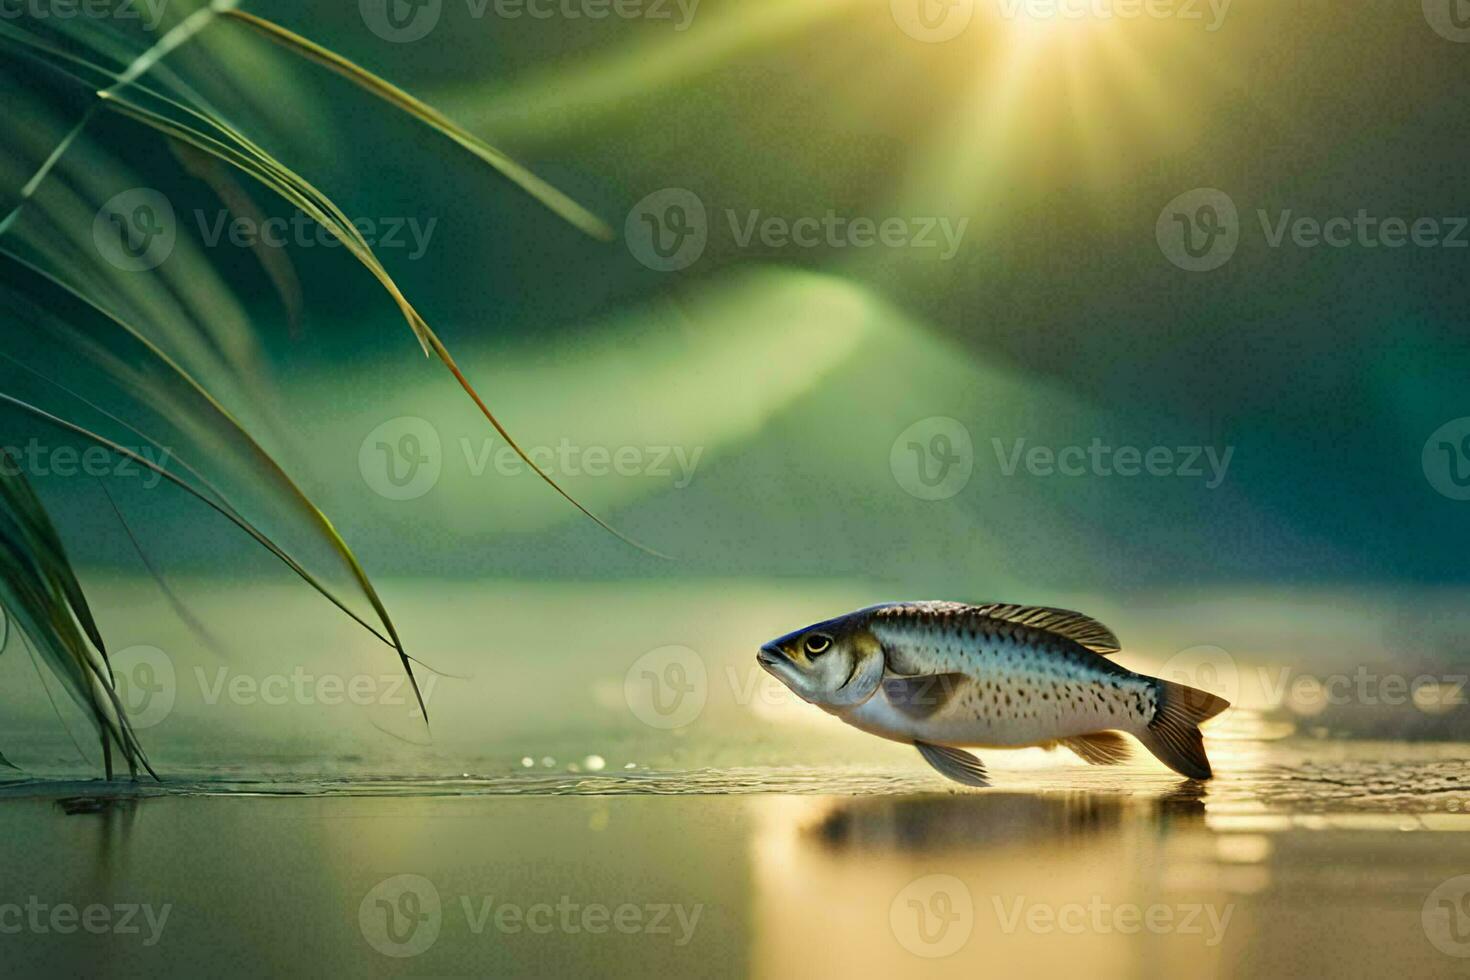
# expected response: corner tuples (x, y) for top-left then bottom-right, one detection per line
(758, 601), (1230, 787)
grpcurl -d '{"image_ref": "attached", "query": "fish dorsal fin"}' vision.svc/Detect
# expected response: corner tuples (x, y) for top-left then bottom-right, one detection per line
(970, 603), (1121, 656)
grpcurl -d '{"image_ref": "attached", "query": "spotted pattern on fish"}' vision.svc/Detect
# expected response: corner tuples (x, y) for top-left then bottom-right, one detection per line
(847, 604), (1154, 746)
(759, 601), (1230, 783)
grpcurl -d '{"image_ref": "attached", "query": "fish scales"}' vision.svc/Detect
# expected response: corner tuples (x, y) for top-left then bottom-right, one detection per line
(759, 601), (1229, 786)
(867, 612), (1153, 744)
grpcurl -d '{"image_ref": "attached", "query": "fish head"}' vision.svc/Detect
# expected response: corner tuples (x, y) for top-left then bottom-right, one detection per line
(759, 612), (885, 708)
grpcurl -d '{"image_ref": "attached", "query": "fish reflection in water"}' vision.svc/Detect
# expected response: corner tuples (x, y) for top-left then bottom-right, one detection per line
(751, 787), (1237, 979)
(806, 787), (1207, 853)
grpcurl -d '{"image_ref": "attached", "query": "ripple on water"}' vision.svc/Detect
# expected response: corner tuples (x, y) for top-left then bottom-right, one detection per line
(1, 740), (1466, 820)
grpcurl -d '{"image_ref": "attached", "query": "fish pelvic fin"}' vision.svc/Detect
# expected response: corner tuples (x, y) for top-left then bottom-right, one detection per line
(1138, 679), (1230, 780)
(1059, 732), (1132, 766)
(914, 741), (990, 788)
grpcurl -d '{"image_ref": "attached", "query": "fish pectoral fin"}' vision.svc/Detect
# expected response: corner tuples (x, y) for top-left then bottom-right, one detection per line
(1060, 732), (1132, 766)
(881, 673), (970, 719)
(914, 741), (990, 788)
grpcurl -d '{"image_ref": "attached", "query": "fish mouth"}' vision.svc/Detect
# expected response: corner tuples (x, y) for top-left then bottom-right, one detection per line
(757, 644), (786, 670)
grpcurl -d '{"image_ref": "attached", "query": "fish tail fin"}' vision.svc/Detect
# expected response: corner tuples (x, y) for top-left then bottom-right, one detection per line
(1137, 679), (1230, 780)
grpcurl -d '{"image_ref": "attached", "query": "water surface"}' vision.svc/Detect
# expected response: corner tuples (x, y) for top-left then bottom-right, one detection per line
(2, 580), (1467, 975)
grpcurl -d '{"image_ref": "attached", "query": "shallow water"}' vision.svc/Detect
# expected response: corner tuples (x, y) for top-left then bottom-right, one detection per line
(2, 736), (1469, 814)
(2, 579), (1468, 974)
(3, 736), (1470, 977)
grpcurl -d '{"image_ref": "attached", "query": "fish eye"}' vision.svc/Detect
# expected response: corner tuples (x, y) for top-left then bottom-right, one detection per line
(803, 634), (832, 656)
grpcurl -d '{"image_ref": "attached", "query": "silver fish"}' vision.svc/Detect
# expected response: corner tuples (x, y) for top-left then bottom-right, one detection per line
(759, 601), (1229, 787)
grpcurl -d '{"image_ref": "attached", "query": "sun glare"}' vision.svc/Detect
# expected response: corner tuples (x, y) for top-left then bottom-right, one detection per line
(1003, 0), (1121, 40)
(871, 0), (1236, 234)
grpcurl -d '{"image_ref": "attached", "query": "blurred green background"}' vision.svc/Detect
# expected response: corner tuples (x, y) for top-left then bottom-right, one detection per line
(2, 0), (1468, 769)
